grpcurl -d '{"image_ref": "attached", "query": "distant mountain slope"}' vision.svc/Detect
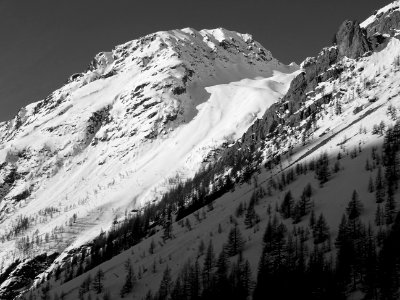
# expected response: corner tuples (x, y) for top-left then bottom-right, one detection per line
(0, 27), (297, 282)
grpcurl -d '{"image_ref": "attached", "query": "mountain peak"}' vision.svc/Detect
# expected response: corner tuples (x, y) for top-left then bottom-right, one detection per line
(0, 26), (298, 278)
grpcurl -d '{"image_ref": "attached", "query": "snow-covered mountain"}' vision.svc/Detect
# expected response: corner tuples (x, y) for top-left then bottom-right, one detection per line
(0, 27), (297, 281)
(3, 1), (400, 300)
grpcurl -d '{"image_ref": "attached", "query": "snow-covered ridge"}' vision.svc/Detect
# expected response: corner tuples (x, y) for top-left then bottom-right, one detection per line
(0, 27), (298, 269)
(361, 0), (400, 28)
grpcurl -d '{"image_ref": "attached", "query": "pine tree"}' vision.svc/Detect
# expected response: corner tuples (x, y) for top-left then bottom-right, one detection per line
(280, 190), (294, 219)
(255, 219), (287, 300)
(316, 152), (330, 185)
(92, 268), (104, 294)
(385, 186), (396, 225)
(102, 290), (111, 300)
(158, 265), (172, 300)
(170, 278), (184, 300)
(152, 258), (157, 274)
(365, 158), (371, 171)
(215, 249), (230, 296)
(375, 204), (384, 226)
(244, 203), (258, 228)
(162, 221), (173, 241)
(235, 202), (244, 218)
(375, 166), (385, 203)
(202, 240), (215, 291)
(185, 218), (192, 231)
(309, 209), (316, 229)
(189, 259), (201, 299)
(229, 255), (253, 300)
(362, 226), (378, 299)
(198, 239), (205, 256)
(335, 214), (352, 289)
(226, 223), (245, 256)
(295, 183), (313, 222)
(368, 176), (375, 193)
(313, 213), (330, 244)
(120, 258), (135, 297)
(346, 190), (363, 220)
(149, 239), (155, 254)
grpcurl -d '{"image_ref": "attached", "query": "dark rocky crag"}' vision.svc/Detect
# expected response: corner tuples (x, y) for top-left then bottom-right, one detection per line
(221, 16), (395, 164)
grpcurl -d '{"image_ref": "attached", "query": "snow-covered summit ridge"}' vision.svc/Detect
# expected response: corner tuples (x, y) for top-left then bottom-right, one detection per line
(0, 27), (298, 266)
(361, 0), (400, 28)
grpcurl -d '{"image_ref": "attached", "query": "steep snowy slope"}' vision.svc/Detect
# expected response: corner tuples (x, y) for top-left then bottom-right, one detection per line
(36, 33), (400, 300)
(0, 28), (297, 274)
(18, 3), (400, 300)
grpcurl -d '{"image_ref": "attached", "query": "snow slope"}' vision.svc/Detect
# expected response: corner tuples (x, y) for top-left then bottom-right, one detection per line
(0, 28), (298, 271)
(29, 12), (400, 300)
(39, 35), (400, 299)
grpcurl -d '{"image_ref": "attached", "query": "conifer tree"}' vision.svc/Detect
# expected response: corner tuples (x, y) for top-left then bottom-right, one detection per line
(202, 240), (215, 291)
(215, 249), (230, 296)
(280, 190), (294, 219)
(368, 176), (375, 193)
(189, 259), (201, 299)
(316, 152), (330, 185)
(309, 209), (316, 229)
(313, 213), (330, 244)
(158, 265), (172, 300)
(346, 190), (363, 220)
(244, 202), (258, 228)
(385, 186), (396, 225)
(162, 221), (173, 241)
(375, 204), (384, 226)
(198, 239), (205, 256)
(120, 258), (135, 297)
(93, 268), (105, 294)
(335, 214), (352, 289)
(226, 223), (245, 256)
(375, 166), (385, 203)
(149, 239), (155, 254)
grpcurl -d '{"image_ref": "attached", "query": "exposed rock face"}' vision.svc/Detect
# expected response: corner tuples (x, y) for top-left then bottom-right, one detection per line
(364, 6), (400, 38)
(234, 45), (340, 149)
(0, 253), (58, 299)
(335, 20), (371, 59)
(229, 14), (400, 154)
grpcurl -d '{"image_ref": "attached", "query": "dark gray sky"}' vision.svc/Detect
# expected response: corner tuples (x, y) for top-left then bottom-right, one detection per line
(0, 0), (391, 121)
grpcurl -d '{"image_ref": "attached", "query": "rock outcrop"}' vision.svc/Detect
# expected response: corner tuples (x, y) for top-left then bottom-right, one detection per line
(335, 20), (371, 59)
(364, 4), (400, 38)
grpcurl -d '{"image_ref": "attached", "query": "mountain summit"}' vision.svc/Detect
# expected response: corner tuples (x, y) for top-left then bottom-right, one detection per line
(0, 27), (297, 270)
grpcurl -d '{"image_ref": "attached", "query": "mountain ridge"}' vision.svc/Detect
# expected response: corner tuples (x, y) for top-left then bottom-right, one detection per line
(2, 2), (400, 299)
(0, 26), (297, 288)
